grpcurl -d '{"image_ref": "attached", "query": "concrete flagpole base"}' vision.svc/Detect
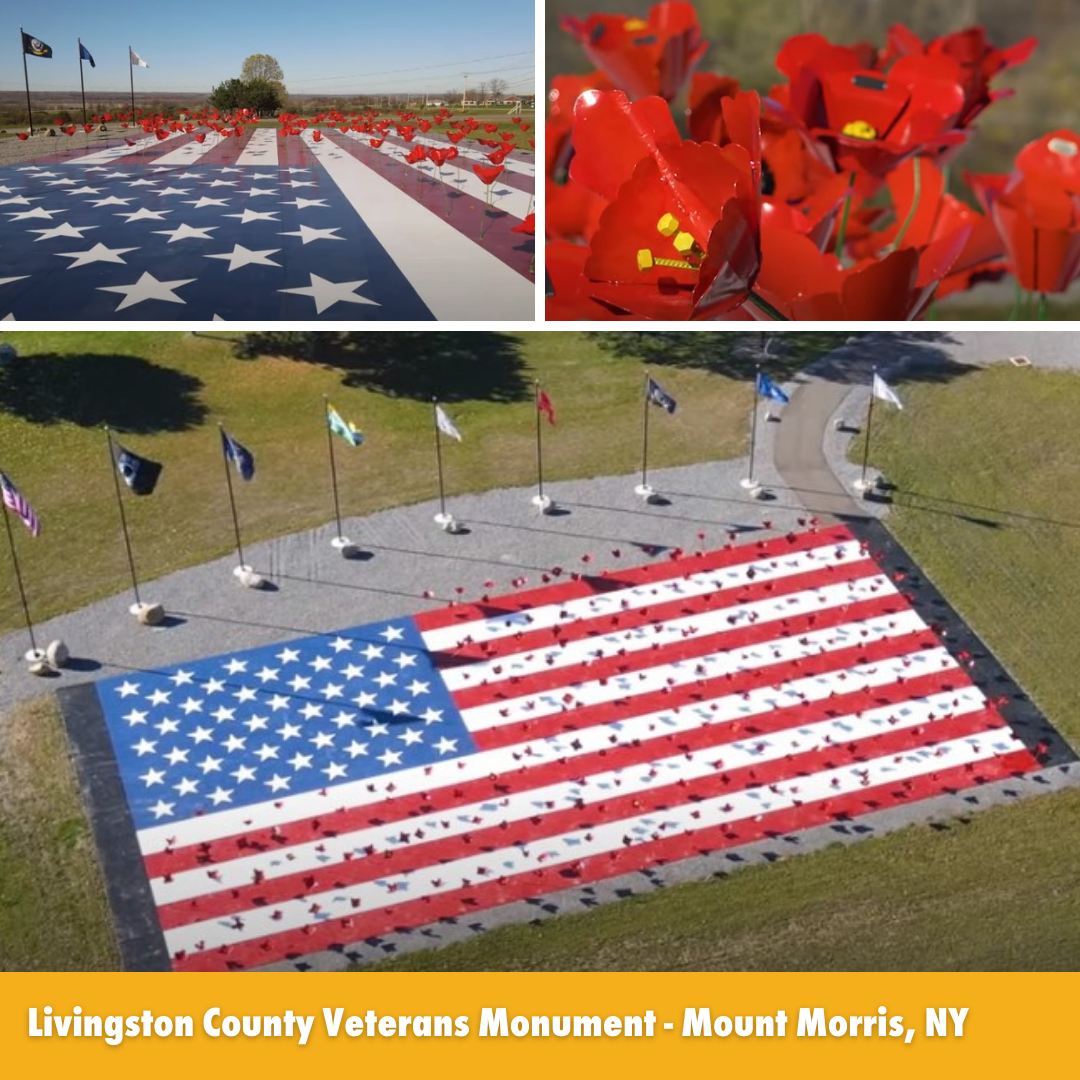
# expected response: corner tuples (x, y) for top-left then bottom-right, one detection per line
(129, 601), (166, 625)
(233, 565), (265, 588)
(434, 512), (463, 533)
(740, 477), (765, 498)
(531, 493), (554, 514)
(331, 536), (359, 557)
(634, 483), (660, 503)
(25, 639), (70, 676)
(853, 476), (878, 494)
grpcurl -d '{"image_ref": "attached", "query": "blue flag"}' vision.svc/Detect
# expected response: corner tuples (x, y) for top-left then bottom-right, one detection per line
(221, 429), (255, 481)
(112, 442), (162, 496)
(756, 371), (790, 404)
(646, 376), (677, 414)
(79, 42), (96, 67)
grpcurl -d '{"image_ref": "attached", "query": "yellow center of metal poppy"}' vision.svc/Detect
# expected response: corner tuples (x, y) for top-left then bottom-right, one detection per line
(623, 18), (648, 30)
(841, 120), (878, 140)
(637, 213), (704, 273)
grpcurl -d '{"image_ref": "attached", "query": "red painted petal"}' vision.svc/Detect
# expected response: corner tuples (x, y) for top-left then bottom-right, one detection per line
(568, 89), (679, 201)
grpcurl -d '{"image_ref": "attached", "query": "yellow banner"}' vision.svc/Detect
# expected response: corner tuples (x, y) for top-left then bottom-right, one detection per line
(0, 972), (1068, 1076)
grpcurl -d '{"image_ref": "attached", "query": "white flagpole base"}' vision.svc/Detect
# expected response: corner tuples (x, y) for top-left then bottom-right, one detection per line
(27, 650), (54, 676)
(331, 536), (359, 557)
(531, 493), (554, 513)
(634, 483), (659, 503)
(434, 512), (462, 533)
(233, 565), (264, 588)
(129, 601), (166, 625)
(740, 477), (763, 496)
(45, 640), (69, 668)
(853, 476), (877, 493)
(25, 647), (47, 664)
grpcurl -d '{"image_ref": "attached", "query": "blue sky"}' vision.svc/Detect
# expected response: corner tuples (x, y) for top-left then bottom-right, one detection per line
(3, 0), (535, 95)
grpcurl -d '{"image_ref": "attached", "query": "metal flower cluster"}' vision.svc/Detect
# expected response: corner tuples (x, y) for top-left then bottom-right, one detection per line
(545, 2), (1076, 320)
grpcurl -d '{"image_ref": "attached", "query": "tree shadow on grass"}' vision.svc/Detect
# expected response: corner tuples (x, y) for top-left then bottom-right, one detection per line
(587, 330), (973, 385)
(234, 331), (531, 403)
(0, 353), (206, 432)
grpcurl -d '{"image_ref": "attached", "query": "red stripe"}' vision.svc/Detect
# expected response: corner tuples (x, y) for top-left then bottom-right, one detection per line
(414, 526), (856, 633)
(472, 628), (950, 751)
(450, 591), (908, 711)
(142, 664), (971, 882)
(434, 555), (883, 667)
(170, 748), (1038, 971)
(152, 707), (1009, 932)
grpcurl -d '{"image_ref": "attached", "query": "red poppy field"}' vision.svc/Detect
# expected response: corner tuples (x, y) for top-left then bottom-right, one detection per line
(546, 1), (1080, 321)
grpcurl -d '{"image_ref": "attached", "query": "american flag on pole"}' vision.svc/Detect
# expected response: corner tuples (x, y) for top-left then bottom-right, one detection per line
(92, 523), (1048, 971)
(0, 124), (533, 321)
(0, 471), (40, 536)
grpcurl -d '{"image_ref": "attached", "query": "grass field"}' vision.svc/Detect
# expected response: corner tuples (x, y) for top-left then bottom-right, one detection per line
(0, 331), (837, 637)
(0, 695), (119, 970)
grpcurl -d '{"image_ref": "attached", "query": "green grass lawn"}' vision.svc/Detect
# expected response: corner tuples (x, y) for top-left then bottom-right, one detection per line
(865, 364), (1080, 748)
(0, 330), (817, 636)
(0, 695), (120, 970)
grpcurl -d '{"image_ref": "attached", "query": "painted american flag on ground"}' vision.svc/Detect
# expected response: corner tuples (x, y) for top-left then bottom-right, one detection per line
(0, 126), (533, 321)
(94, 524), (1043, 971)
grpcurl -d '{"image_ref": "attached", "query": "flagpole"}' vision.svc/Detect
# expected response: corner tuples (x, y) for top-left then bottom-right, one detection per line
(105, 427), (142, 606)
(859, 366), (878, 489)
(534, 380), (545, 503)
(21, 28), (34, 136)
(1, 495), (38, 654)
(640, 370), (651, 489)
(324, 396), (343, 540)
(219, 425), (246, 569)
(432, 397), (447, 518)
(78, 38), (87, 127)
(747, 364), (761, 481)
(129, 46), (135, 122)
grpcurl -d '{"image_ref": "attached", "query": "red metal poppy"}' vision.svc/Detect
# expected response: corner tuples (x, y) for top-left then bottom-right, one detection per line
(513, 213), (536, 235)
(748, 224), (969, 320)
(569, 89), (762, 320)
(370, 137), (384, 148)
(844, 157), (1004, 298)
(883, 24), (1037, 129)
(561, 1), (707, 102)
(773, 35), (969, 176)
(967, 130), (1080, 293)
(473, 164), (505, 185)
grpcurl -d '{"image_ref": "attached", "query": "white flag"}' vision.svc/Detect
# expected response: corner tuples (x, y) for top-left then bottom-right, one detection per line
(872, 373), (903, 410)
(130, 48), (149, 67)
(435, 404), (462, 441)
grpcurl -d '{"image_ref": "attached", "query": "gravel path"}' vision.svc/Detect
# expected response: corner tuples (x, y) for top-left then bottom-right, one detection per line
(0, 128), (127, 168)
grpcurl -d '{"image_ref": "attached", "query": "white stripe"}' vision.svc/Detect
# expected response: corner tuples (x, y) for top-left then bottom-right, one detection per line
(150, 687), (992, 904)
(460, 609), (933, 730)
(339, 131), (532, 217)
(439, 572), (897, 691)
(421, 539), (868, 652)
(372, 131), (536, 176)
(136, 645), (965, 854)
(163, 729), (1023, 956)
(299, 131), (533, 321)
(61, 131), (185, 165)
(151, 132), (226, 166)
(235, 129), (279, 167)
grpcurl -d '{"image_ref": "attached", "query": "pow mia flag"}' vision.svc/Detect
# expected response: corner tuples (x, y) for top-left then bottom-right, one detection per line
(112, 441), (162, 496)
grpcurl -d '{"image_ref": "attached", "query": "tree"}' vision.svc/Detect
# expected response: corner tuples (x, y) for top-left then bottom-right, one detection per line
(244, 78), (283, 116)
(209, 78), (246, 112)
(488, 77), (508, 99)
(240, 53), (286, 98)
